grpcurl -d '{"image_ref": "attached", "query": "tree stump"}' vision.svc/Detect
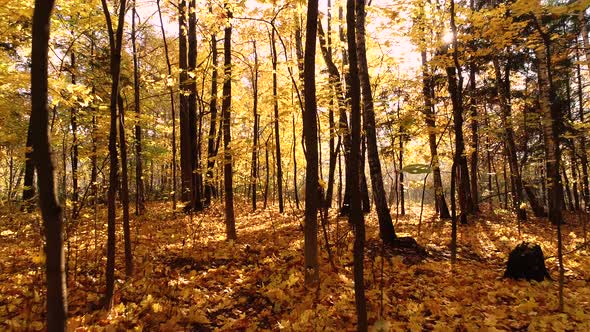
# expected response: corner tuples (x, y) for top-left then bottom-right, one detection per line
(504, 242), (551, 281)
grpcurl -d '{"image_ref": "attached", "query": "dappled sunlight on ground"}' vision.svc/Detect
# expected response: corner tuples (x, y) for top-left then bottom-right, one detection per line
(0, 201), (589, 330)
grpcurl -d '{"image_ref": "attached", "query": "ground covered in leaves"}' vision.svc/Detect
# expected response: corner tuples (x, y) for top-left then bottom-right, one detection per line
(1, 201), (590, 331)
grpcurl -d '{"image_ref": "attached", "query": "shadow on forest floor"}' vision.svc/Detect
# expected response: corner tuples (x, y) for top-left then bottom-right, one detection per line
(0, 201), (589, 330)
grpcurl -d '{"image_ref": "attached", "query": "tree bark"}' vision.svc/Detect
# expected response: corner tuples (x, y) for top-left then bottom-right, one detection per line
(100, 0), (126, 310)
(348, 0), (368, 329)
(178, 0), (192, 209)
(270, 26), (284, 213)
(355, 0), (397, 242)
(493, 59), (527, 220)
(250, 40), (259, 211)
(156, 0), (177, 211)
(222, 7), (236, 240)
(131, 1), (145, 215)
(22, 122), (36, 212)
(446, 0), (473, 224)
(205, 27), (218, 206)
(534, 18), (564, 311)
(117, 94), (133, 277)
(69, 52), (79, 220)
(188, 0), (202, 211)
(31, 0), (67, 329)
(303, 0), (320, 287)
(421, 49), (450, 218)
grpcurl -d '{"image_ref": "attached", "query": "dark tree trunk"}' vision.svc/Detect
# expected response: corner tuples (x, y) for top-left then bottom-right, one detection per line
(270, 27), (284, 213)
(303, 0), (320, 287)
(360, 137), (370, 213)
(534, 20), (564, 311)
(421, 49), (450, 218)
(22, 122), (36, 212)
(205, 24), (218, 206)
(347, 0), (367, 329)
(188, 0), (202, 211)
(100, 0), (126, 310)
(178, 0), (192, 209)
(575, 40), (590, 210)
(493, 58), (527, 220)
(31, 0), (67, 329)
(356, 0), (396, 241)
(131, 1), (145, 215)
(117, 94), (133, 277)
(222, 7), (236, 240)
(397, 99), (406, 217)
(468, 62), (479, 211)
(156, 0), (177, 210)
(250, 40), (259, 211)
(446, 0), (473, 224)
(69, 52), (79, 220)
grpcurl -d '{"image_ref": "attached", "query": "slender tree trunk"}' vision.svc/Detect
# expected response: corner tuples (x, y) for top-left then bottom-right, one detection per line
(69, 52), (79, 220)
(421, 50), (450, 218)
(575, 34), (590, 209)
(360, 137), (370, 212)
(468, 62), (479, 211)
(222, 7), (236, 240)
(493, 59), (527, 220)
(131, 1), (145, 215)
(348, 1), (368, 329)
(156, 0), (177, 211)
(303, 0), (320, 287)
(100, 0), (126, 310)
(117, 95), (133, 277)
(205, 23), (218, 205)
(269, 27), (284, 213)
(188, 0), (201, 211)
(22, 123), (36, 211)
(250, 40), (259, 211)
(446, 0), (473, 224)
(178, 0), (192, 209)
(31, 0), (67, 329)
(534, 19), (564, 310)
(397, 98), (406, 216)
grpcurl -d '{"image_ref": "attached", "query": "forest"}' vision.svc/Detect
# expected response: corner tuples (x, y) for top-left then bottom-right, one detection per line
(1, 0), (590, 330)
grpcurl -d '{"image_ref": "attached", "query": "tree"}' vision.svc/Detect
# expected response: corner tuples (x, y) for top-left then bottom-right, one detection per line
(100, 0), (127, 310)
(30, 0), (67, 329)
(347, 0), (367, 328)
(303, 0), (320, 287)
(131, 0), (145, 215)
(445, 0), (473, 224)
(222, 5), (236, 240)
(355, 0), (396, 244)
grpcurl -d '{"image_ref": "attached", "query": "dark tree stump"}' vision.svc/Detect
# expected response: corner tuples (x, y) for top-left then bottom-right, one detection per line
(504, 242), (551, 281)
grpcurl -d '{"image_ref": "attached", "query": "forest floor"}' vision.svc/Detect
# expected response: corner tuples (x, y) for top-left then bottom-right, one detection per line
(1, 200), (590, 331)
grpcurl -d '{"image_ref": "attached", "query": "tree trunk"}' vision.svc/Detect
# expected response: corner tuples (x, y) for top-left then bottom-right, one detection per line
(222, 7), (236, 240)
(178, 0), (192, 209)
(100, 0), (126, 310)
(250, 40), (259, 211)
(131, 1), (145, 215)
(534, 19), (564, 310)
(348, 0), (367, 329)
(69, 52), (79, 220)
(156, 0), (176, 211)
(117, 94), (133, 277)
(31, 0), (67, 329)
(22, 122), (36, 212)
(188, 0), (202, 211)
(493, 59), (527, 220)
(303, 0), (320, 287)
(205, 22), (218, 206)
(575, 32), (590, 209)
(270, 27), (284, 213)
(421, 49), (450, 218)
(446, 0), (473, 224)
